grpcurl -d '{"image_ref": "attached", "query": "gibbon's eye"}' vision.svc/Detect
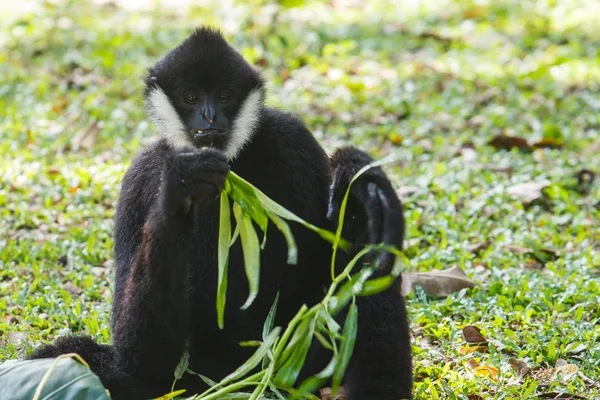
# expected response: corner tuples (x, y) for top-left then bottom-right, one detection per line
(218, 92), (231, 103)
(184, 93), (199, 104)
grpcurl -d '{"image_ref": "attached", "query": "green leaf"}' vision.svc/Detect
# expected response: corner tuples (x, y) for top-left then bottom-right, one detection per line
(173, 350), (190, 381)
(217, 191), (232, 329)
(225, 173), (269, 232)
(226, 171), (351, 252)
(0, 356), (109, 400)
(263, 291), (280, 341)
(267, 211), (297, 265)
(220, 328), (281, 386)
(332, 301), (358, 393)
(273, 317), (316, 388)
(358, 275), (395, 296)
(186, 368), (217, 387)
(234, 203), (261, 310)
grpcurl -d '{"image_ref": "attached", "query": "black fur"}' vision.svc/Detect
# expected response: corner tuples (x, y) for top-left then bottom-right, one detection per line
(28, 27), (412, 400)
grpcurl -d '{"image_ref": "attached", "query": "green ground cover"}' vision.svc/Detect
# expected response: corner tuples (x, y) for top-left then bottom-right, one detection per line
(1, 0), (599, 398)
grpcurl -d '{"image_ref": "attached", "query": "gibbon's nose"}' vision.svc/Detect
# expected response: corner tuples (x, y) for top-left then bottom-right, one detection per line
(202, 103), (215, 124)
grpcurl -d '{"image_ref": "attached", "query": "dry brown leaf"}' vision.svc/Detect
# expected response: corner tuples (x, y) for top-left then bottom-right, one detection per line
(506, 180), (550, 204)
(465, 359), (498, 381)
(73, 121), (100, 149)
(462, 326), (487, 344)
(488, 135), (531, 151)
(401, 265), (477, 297)
(502, 244), (531, 254)
(320, 386), (348, 400)
(473, 365), (499, 381)
(555, 359), (579, 382)
(466, 359), (480, 370)
(468, 395), (484, 400)
(537, 392), (587, 399)
(64, 281), (83, 296)
(508, 358), (532, 379)
(7, 332), (25, 346)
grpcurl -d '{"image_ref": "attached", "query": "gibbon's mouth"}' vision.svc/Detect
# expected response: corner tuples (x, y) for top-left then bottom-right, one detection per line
(191, 129), (227, 147)
(192, 128), (227, 137)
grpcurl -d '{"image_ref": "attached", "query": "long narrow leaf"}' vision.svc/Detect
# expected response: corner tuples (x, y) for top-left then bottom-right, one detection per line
(267, 211), (297, 265)
(226, 172), (351, 252)
(234, 204), (261, 310)
(217, 192), (232, 329)
(224, 176), (269, 232)
(219, 328), (281, 386)
(331, 301), (358, 393)
(273, 317), (316, 388)
(262, 292), (280, 341)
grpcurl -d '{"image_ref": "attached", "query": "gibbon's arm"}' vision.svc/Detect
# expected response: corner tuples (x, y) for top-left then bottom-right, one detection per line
(328, 146), (413, 399)
(111, 140), (228, 382)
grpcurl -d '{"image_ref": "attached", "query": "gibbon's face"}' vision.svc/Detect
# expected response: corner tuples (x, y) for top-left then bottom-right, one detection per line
(144, 28), (265, 160)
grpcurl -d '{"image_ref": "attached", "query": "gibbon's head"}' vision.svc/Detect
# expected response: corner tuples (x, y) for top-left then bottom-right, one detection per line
(144, 27), (265, 160)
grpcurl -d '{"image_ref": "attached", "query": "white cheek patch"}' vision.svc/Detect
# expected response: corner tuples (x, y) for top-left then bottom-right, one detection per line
(146, 87), (193, 150)
(226, 88), (263, 160)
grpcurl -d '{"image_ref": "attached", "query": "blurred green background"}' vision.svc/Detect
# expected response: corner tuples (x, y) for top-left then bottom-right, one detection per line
(1, 0), (599, 398)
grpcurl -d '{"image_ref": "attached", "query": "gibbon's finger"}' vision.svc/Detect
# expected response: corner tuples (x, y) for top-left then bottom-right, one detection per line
(326, 166), (343, 222)
(362, 182), (383, 245)
(375, 187), (404, 272)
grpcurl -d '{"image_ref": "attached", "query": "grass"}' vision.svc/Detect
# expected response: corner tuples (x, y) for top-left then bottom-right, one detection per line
(1, 0), (599, 398)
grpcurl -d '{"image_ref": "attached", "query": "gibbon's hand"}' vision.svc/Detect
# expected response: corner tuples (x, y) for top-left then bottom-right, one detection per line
(165, 148), (230, 213)
(327, 147), (404, 272)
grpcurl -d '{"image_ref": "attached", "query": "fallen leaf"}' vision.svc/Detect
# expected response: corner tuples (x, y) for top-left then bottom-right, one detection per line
(468, 395), (484, 400)
(1, 315), (18, 324)
(508, 358), (532, 379)
(466, 240), (492, 255)
(537, 393), (587, 399)
(73, 121), (100, 149)
(462, 326), (487, 344)
(488, 135), (531, 151)
(401, 265), (477, 297)
(465, 359), (499, 381)
(502, 244), (531, 254)
(566, 343), (586, 355)
(506, 180), (550, 204)
(473, 365), (499, 381)
(64, 281), (83, 296)
(8, 332), (25, 345)
(554, 359), (579, 382)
